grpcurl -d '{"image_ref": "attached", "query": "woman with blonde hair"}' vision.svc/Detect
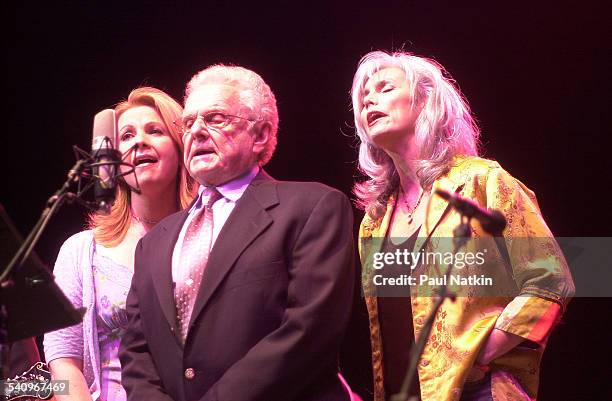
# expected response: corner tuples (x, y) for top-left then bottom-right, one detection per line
(44, 87), (195, 401)
(351, 51), (574, 401)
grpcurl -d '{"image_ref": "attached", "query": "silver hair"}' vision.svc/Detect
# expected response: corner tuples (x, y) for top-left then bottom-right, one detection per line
(185, 64), (279, 165)
(351, 51), (480, 220)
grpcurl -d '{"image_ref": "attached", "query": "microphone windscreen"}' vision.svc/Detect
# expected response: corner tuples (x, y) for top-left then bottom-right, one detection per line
(92, 109), (116, 150)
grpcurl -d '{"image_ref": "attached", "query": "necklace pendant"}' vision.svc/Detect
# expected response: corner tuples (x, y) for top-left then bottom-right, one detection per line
(401, 188), (425, 226)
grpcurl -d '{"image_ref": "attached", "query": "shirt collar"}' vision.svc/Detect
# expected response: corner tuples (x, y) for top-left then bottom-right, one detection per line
(193, 165), (260, 210)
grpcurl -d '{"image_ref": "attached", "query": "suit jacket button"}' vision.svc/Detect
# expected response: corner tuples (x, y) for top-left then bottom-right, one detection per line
(184, 368), (195, 380)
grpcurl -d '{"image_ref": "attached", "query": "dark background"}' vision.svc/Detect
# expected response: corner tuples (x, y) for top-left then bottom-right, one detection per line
(3, 1), (610, 400)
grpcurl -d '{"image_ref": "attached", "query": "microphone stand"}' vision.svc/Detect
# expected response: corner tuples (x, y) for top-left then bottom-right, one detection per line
(391, 215), (473, 401)
(0, 154), (91, 379)
(1, 151), (94, 287)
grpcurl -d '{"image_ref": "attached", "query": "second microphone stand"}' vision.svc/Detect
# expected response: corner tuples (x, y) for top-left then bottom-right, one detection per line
(391, 215), (473, 401)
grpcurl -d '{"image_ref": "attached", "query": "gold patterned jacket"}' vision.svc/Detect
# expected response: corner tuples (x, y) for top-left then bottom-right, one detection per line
(359, 156), (575, 401)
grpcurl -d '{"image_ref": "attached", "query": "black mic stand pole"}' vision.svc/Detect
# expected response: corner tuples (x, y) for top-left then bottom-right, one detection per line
(391, 215), (473, 401)
(0, 157), (93, 379)
(1, 158), (92, 287)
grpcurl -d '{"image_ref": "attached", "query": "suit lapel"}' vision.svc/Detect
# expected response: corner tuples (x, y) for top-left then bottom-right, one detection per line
(151, 211), (189, 336)
(188, 173), (278, 333)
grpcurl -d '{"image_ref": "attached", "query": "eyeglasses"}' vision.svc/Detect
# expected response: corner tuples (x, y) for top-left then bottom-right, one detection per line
(174, 111), (259, 137)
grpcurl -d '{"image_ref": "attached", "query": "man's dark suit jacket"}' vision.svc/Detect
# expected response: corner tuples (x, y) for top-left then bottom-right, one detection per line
(119, 172), (355, 401)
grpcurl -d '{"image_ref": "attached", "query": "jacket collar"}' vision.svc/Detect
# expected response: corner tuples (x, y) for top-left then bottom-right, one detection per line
(360, 158), (468, 256)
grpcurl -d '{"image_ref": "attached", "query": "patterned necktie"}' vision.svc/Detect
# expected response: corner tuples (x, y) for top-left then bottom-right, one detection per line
(175, 188), (222, 343)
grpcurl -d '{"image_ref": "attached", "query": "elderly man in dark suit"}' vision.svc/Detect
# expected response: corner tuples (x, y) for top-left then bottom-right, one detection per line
(119, 65), (355, 401)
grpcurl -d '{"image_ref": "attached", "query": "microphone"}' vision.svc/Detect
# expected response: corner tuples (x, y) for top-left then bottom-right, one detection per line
(91, 109), (121, 214)
(435, 189), (507, 235)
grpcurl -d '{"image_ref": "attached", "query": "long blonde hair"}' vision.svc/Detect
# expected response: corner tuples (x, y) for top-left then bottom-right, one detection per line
(89, 87), (196, 246)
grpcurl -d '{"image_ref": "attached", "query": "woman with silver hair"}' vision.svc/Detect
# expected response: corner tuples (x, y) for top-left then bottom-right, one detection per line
(351, 51), (574, 401)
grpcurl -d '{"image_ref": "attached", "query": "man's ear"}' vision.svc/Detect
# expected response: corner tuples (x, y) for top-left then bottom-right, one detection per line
(252, 121), (271, 154)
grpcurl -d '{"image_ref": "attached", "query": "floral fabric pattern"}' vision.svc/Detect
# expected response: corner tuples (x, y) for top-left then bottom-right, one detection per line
(359, 156), (575, 401)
